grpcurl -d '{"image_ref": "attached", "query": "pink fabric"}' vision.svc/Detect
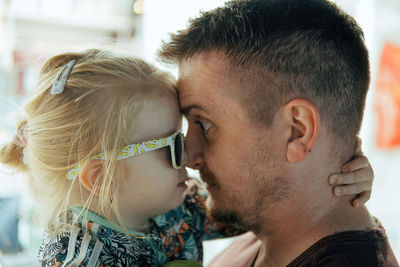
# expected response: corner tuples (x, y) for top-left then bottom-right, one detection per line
(208, 232), (261, 267)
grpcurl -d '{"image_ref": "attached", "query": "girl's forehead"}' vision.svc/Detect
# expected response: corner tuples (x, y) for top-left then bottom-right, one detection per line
(128, 94), (182, 142)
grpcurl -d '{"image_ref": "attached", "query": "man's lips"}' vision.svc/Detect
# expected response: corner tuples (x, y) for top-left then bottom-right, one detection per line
(202, 179), (218, 186)
(204, 182), (219, 190)
(199, 168), (219, 187)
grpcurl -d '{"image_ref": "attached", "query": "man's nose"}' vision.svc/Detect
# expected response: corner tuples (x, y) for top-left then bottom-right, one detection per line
(183, 130), (204, 170)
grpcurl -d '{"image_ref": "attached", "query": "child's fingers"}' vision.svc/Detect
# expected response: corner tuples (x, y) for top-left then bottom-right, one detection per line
(341, 154), (370, 172)
(332, 181), (372, 196)
(329, 166), (372, 185)
(352, 191), (371, 208)
(355, 136), (362, 155)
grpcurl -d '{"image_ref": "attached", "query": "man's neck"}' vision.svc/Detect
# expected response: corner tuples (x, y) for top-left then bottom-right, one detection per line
(253, 203), (375, 267)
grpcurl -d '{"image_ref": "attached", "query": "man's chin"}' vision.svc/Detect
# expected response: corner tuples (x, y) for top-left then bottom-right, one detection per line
(206, 196), (247, 231)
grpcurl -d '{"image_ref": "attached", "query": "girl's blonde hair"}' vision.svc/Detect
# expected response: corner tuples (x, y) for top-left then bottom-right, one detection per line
(0, 49), (176, 234)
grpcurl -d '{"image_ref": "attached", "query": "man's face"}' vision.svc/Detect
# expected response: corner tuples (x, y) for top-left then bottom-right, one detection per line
(178, 51), (290, 231)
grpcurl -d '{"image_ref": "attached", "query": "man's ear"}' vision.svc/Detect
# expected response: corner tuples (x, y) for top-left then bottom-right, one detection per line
(79, 160), (103, 195)
(284, 98), (320, 163)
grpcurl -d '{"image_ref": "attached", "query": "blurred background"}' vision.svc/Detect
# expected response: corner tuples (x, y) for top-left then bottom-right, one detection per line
(0, 0), (399, 266)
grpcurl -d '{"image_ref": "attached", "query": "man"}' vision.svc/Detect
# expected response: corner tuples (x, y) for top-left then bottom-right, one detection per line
(158, 0), (399, 266)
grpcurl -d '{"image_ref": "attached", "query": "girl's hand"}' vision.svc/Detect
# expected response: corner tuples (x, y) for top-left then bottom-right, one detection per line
(328, 137), (373, 208)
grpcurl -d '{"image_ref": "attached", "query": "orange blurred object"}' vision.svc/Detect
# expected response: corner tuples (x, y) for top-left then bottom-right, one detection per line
(375, 43), (400, 148)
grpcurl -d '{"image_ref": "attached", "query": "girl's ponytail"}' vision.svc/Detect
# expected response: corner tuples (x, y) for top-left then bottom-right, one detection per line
(0, 119), (28, 171)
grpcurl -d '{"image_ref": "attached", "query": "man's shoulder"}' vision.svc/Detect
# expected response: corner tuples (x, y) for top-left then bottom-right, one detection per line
(288, 225), (399, 267)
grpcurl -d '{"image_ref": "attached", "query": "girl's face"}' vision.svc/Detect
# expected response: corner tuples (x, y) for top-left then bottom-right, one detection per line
(117, 93), (188, 230)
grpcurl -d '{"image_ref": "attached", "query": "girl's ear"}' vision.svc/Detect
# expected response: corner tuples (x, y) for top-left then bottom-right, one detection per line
(79, 160), (103, 195)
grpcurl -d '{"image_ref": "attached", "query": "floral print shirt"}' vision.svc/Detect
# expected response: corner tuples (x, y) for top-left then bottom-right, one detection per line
(37, 185), (242, 267)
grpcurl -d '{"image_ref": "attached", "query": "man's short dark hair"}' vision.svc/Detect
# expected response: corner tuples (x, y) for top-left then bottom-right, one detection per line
(158, 0), (370, 145)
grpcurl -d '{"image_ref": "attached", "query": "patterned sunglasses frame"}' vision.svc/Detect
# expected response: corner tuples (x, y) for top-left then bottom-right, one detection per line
(66, 130), (184, 180)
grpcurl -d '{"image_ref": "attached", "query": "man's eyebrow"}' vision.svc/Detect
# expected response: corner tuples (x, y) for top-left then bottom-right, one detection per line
(181, 105), (207, 116)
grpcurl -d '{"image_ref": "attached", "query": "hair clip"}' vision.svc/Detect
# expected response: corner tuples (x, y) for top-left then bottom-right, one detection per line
(50, 59), (77, 95)
(13, 126), (27, 148)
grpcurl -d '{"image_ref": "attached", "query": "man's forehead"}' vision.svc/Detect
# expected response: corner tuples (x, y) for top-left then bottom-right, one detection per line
(176, 62), (212, 114)
(176, 51), (239, 116)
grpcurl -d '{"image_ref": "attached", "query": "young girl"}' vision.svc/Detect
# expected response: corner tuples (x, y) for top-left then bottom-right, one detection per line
(0, 49), (373, 267)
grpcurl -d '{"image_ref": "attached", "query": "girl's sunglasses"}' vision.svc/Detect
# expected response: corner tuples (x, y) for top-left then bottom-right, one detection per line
(66, 130), (184, 180)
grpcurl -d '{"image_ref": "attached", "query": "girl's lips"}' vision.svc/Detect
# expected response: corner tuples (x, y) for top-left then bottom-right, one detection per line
(177, 178), (190, 187)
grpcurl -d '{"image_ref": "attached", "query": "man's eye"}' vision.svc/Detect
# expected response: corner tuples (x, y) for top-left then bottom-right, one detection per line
(195, 121), (212, 134)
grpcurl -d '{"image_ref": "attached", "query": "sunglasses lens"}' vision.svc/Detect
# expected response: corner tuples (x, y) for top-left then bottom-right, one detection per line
(174, 133), (184, 167)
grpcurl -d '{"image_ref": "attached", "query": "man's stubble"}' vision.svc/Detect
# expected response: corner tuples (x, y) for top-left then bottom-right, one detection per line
(202, 139), (291, 233)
